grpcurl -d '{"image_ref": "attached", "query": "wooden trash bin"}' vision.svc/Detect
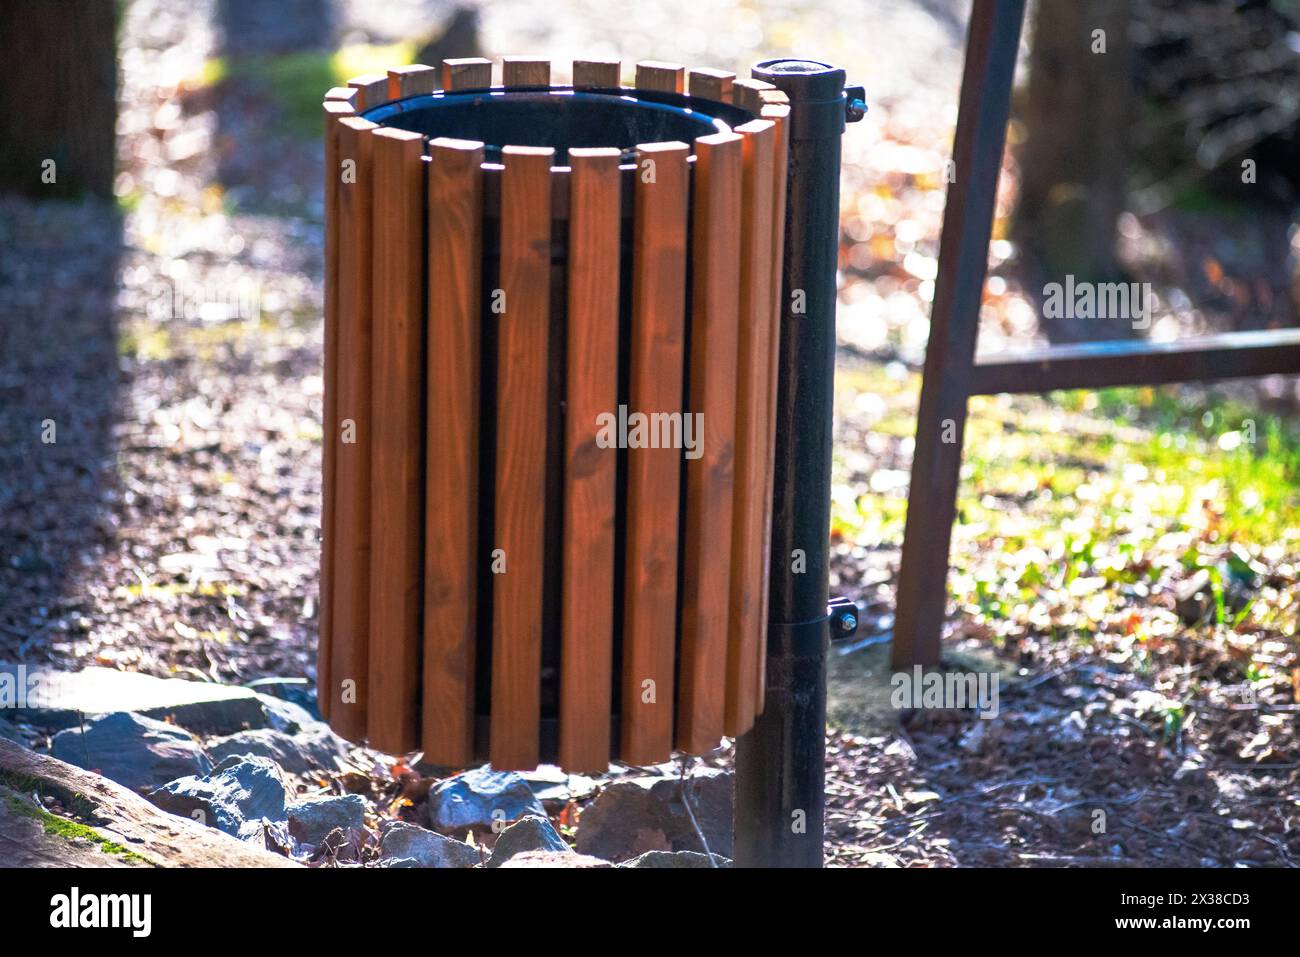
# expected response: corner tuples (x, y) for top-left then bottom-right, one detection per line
(318, 57), (790, 772)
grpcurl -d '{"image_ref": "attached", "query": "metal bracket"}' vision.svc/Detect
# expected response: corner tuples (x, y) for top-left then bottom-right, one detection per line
(845, 84), (868, 123)
(828, 596), (859, 639)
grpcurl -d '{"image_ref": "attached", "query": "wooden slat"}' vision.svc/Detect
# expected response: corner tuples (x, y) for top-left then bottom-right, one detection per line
(724, 118), (777, 736)
(621, 140), (690, 764)
(676, 132), (742, 753)
(731, 78), (775, 114)
(573, 59), (620, 88)
(325, 86), (359, 106)
(319, 99), (355, 723)
(422, 138), (486, 766)
(327, 115), (374, 740)
(971, 328), (1300, 395)
(688, 68), (734, 103)
(490, 146), (554, 770)
(635, 60), (684, 94)
(347, 73), (389, 110)
(367, 127), (426, 753)
(558, 147), (622, 772)
(388, 64), (438, 99)
(503, 57), (550, 88)
(442, 57), (493, 91)
(754, 100), (789, 714)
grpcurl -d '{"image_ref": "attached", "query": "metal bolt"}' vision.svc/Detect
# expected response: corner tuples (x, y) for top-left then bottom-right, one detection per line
(840, 613), (857, 634)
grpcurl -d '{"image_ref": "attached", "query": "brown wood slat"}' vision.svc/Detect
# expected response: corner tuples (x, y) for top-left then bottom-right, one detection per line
(347, 73), (389, 110)
(572, 59), (620, 88)
(754, 101), (789, 714)
(325, 86), (359, 106)
(442, 57), (493, 91)
(688, 68), (734, 103)
(621, 140), (690, 764)
(388, 64), (438, 99)
(724, 118), (777, 736)
(635, 60), (684, 94)
(319, 99), (355, 723)
(422, 138), (486, 766)
(731, 78), (775, 114)
(676, 131), (743, 753)
(558, 147), (622, 772)
(327, 115), (375, 739)
(490, 146), (555, 770)
(503, 57), (550, 87)
(367, 127), (426, 753)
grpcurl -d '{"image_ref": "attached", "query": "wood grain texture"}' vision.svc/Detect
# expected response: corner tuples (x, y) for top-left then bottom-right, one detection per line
(388, 64), (438, 99)
(688, 68), (734, 103)
(621, 140), (689, 764)
(319, 99), (355, 723)
(328, 115), (375, 740)
(347, 73), (389, 110)
(730, 78), (774, 114)
(635, 61), (684, 94)
(572, 59), (620, 88)
(489, 145), (555, 770)
(725, 118), (777, 736)
(442, 58), (493, 91)
(422, 138), (485, 766)
(325, 86), (359, 106)
(502, 57), (550, 87)
(367, 127), (426, 753)
(676, 132), (742, 753)
(558, 147), (622, 772)
(755, 102), (790, 713)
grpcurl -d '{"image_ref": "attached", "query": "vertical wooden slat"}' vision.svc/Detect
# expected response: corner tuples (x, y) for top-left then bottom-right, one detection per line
(688, 68), (734, 103)
(725, 117), (778, 736)
(388, 64), (438, 99)
(347, 73), (389, 110)
(676, 132), (743, 753)
(422, 138), (485, 766)
(503, 57), (550, 88)
(731, 78), (775, 114)
(558, 147), (622, 772)
(325, 86), (359, 106)
(442, 57), (493, 91)
(621, 140), (690, 764)
(635, 61), (685, 94)
(331, 117), (376, 743)
(490, 145), (554, 770)
(367, 127), (425, 753)
(319, 99), (355, 724)
(573, 59), (620, 88)
(755, 102), (790, 713)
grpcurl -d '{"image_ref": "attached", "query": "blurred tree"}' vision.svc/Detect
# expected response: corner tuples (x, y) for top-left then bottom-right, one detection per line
(0, 0), (118, 200)
(1016, 0), (1132, 291)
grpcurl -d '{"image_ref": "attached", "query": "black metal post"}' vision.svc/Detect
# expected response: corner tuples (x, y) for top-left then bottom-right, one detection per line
(733, 59), (855, 868)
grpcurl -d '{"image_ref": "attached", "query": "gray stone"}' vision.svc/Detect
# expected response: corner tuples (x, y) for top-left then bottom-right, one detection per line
(0, 664), (268, 734)
(576, 767), (733, 862)
(427, 766), (546, 835)
(207, 727), (346, 774)
(619, 850), (731, 868)
(287, 794), (366, 845)
(498, 849), (612, 868)
(378, 821), (480, 868)
(147, 755), (288, 838)
(50, 711), (211, 792)
(243, 677), (320, 718)
(254, 693), (319, 735)
(487, 814), (570, 867)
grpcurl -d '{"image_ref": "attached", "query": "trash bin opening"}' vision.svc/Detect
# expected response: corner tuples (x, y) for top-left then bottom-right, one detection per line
(362, 88), (753, 163)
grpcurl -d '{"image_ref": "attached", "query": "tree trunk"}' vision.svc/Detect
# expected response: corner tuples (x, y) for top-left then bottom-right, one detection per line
(1017, 0), (1131, 292)
(0, 0), (118, 200)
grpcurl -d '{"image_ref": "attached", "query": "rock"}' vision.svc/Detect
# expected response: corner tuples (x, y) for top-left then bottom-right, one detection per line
(254, 693), (319, 735)
(0, 738), (296, 867)
(378, 821), (480, 868)
(576, 768), (734, 862)
(486, 814), (570, 867)
(287, 794), (366, 845)
(207, 727), (346, 774)
(497, 850), (612, 868)
(243, 677), (320, 718)
(619, 850), (730, 868)
(147, 755), (288, 839)
(0, 664), (268, 734)
(50, 711), (212, 792)
(427, 766), (546, 835)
